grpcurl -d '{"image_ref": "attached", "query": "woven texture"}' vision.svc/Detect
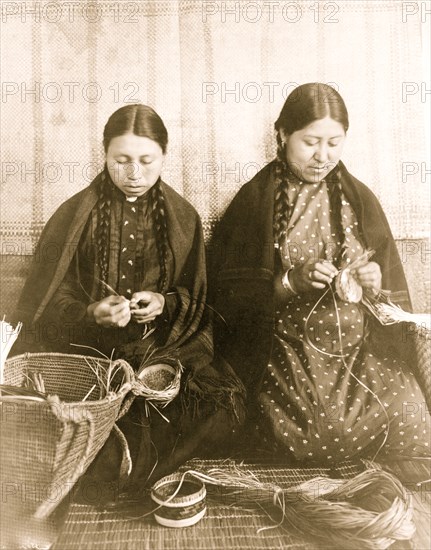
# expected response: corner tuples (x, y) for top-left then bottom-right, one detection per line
(52, 457), (431, 550)
(1, 1), (429, 313)
(53, 458), (364, 550)
(0, 353), (133, 549)
(0, 0), (428, 247)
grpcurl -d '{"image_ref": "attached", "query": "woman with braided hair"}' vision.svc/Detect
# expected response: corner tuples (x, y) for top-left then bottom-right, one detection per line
(13, 104), (245, 499)
(210, 83), (429, 463)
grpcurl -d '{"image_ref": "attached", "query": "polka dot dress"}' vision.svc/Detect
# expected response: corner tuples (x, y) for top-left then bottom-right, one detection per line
(258, 179), (430, 463)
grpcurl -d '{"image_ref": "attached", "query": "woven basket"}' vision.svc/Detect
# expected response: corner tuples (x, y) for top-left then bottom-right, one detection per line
(135, 359), (182, 406)
(0, 352), (134, 549)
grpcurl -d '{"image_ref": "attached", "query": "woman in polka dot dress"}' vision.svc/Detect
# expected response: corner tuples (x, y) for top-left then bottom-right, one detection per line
(211, 83), (429, 463)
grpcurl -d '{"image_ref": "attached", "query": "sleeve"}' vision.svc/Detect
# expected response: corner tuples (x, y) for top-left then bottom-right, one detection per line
(161, 292), (180, 323)
(44, 260), (89, 324)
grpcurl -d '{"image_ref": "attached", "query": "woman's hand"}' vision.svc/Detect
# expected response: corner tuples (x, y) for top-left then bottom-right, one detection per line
(289, 259), (338, 293)
(352, 261), (382, 293)
(129, 291), (165, 324)
(87, 295), (131, 328)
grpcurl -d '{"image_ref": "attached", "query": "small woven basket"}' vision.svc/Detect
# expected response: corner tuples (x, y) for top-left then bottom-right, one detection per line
(0, 352), (134, 548)
(133, 358), (182, 406)
(151, 473), (206, 528)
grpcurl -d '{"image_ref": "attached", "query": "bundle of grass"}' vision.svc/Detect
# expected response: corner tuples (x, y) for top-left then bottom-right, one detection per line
(362, 290), (431, 330)
(155, 461), (414, 549)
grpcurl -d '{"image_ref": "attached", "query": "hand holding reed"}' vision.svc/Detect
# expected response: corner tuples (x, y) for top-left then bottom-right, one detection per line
(87, 295), (131, 328)
(289, 259), (338, 293)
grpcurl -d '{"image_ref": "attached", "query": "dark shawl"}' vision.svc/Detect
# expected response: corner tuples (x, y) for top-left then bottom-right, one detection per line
(10, 174), (248, 492)
(12, 173), (213, 370)
(208, 160), (412, 400)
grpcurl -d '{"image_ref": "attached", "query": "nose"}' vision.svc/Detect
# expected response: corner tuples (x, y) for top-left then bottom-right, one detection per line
(125, 162), (140, 180)
(314, 143), (329, 163)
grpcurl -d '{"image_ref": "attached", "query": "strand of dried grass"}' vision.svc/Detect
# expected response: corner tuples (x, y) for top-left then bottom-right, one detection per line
(176, 460), (414, 550)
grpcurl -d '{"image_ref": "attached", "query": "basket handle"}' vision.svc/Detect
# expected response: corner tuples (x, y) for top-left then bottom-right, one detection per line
(109, 358), (135, 399)
(108, 358), (136, 421)
(34, 396), (95, 519)
(112, 424), (133, 483)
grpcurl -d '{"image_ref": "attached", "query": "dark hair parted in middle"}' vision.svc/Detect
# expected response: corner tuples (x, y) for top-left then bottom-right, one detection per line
(273, 84), (348, 267)
(103, 104), (168, 153)
(96, 104), (170, 298)
(275, 82), (349, 136)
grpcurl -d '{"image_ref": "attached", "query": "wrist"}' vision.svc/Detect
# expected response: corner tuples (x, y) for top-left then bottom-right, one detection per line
(158, 292), (166, 309)
(282, 267), (298, 295)
(86, 303), (96, 322)
(62, 301), (88, 323)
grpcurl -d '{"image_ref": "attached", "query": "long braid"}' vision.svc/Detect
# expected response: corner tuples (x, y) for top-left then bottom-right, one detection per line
(149, 180), (169, 293)
(95, 169), (112, 299)
(327, 166), (345, 268)
(272, 83), (350, 267)
(273, 131), (291, 248)
(273, 140), (346, 267)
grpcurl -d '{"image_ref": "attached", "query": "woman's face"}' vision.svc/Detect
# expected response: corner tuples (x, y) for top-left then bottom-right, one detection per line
(106, 133), (164, 197)
(282, 116), (346, 183)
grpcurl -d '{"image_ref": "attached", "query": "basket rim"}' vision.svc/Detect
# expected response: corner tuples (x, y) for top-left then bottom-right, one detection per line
(0, 387), (127, 407)
(6, 352), (117, 365)
(139, 363), (176, 376)
(3, 352), (133, 406)
(151, 473), (206, 507)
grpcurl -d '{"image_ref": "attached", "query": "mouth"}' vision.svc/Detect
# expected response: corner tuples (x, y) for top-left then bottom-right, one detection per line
(123, 186), (146, 197)
(124, 184), (144, 190)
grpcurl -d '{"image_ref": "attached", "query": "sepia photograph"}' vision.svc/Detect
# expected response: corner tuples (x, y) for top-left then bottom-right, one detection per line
(0, 1), (430, 548)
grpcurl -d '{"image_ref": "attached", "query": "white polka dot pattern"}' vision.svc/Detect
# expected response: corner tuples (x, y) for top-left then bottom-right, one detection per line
(259, 179), (430, 462)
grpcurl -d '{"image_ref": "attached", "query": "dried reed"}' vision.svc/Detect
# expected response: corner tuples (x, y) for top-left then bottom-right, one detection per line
(164, 460), (415, 550)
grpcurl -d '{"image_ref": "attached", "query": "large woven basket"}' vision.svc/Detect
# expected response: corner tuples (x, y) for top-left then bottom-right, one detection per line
(0, 352), (134, 549)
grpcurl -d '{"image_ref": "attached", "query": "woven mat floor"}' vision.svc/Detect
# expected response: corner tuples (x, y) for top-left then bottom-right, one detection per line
(51, 457), (430, 550)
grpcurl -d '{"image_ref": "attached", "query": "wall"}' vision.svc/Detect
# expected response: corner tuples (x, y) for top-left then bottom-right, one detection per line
(1, 0), (429, 312)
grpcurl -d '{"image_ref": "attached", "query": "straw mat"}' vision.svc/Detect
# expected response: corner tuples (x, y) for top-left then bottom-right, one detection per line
(51, 457), (430, 550)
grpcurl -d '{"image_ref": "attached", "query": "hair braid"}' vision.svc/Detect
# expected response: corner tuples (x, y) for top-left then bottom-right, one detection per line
(273, 131), (291, 247)
(149, 180), (169, 293)
(95, 170), (112, 299)
(327, 167), (345, 268)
